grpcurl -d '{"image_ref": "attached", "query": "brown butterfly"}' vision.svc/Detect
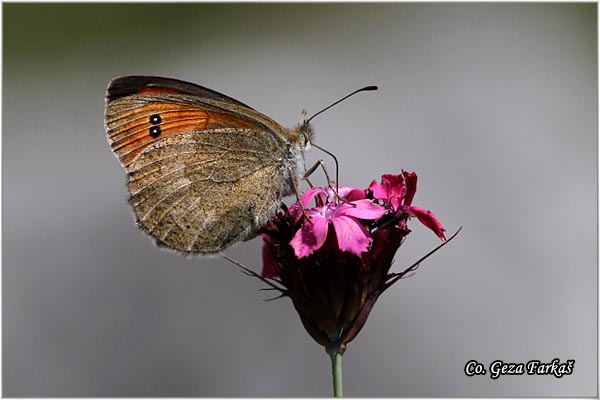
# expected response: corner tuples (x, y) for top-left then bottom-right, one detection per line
(105, 76), (376, 256)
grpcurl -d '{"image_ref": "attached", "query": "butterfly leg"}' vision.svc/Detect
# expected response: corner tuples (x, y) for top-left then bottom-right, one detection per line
(303, 160), (352, 205)
(303, 159), (329, 182)
(310, 143), (340, 187)
(288, 166), (313, 223)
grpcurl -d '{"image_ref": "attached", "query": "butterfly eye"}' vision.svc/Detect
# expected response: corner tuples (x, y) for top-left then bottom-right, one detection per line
(149, 114), (162, 125)
(300, 122), (313, 146)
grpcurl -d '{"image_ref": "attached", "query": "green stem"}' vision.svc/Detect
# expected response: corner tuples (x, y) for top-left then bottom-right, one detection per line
(328, 349), (343, 397)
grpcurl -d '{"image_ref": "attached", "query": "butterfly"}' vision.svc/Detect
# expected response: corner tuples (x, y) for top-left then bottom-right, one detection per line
(105, 76), (314, 255)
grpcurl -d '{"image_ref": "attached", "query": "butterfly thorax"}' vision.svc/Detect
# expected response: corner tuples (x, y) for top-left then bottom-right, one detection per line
(278, 121), (313, 197)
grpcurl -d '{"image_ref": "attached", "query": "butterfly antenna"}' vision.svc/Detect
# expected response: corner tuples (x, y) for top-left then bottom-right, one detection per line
(306, 85), (378, 123)
(305, 85), (378, 187)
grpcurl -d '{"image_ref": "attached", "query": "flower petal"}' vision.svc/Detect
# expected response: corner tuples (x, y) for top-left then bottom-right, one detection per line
(368, 179), (388, 200)
(300, 187), (327, 208)
(336, 200), (386, 220)
(336, 186), (365, 201)
(287, 203), (304, 223)
(331, 215), (372, 256)
(405, 205), (447, 241)
(382, 174), (407, 209)
(402, 170), (417, 206)
(291, 216), (330, 258)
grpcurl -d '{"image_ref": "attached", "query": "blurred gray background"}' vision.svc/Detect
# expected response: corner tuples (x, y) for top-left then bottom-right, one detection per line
(3, 3), (597, 397)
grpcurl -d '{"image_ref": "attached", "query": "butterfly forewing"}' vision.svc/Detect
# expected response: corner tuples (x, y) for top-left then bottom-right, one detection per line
(105, 76), (303, 255)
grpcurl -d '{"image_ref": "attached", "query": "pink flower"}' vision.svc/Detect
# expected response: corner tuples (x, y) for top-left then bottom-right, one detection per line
(252, 171), (456, 353)
(369, 171), (446, 241)
(290, 186), (386, 258)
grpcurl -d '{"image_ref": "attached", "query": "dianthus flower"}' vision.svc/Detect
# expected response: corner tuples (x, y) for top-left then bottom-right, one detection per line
(228, 171), (459, 396)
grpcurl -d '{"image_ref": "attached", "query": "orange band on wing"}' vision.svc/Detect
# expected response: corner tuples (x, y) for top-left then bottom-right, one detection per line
(107, 103), (257, 167)
(137, 88), (183, 96)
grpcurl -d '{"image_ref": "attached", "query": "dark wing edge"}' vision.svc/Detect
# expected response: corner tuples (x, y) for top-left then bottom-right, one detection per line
(106, 75), (255, 110)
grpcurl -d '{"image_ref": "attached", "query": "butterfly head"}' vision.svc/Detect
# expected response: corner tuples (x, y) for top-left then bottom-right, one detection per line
(299, 119), (314, 148)
(288, 117), (314, 149)
(296, 108), (315, 146)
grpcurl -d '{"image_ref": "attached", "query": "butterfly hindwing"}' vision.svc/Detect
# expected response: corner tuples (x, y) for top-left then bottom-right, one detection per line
(126, 130), (287, 255)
